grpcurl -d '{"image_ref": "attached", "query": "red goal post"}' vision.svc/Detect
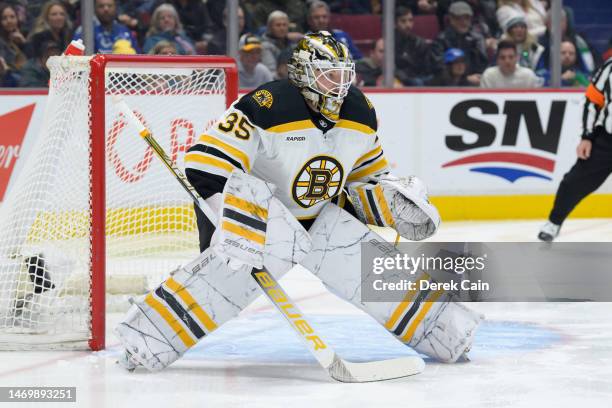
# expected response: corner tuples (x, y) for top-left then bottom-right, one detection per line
(89, 55), (238, 350)
(0, 55), (238, 351)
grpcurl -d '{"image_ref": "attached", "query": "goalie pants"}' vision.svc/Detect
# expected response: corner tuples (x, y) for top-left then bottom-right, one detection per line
(549, 133), (612, 225)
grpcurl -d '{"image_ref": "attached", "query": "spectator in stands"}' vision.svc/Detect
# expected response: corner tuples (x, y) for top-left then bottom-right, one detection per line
(25, 1), (72, 58)
(143, 4), (195, 55)
(73, 0), (139, 54)
(237, 33), (273, 88)
(398, 0), (439, 15)
(427, 48), (472, 86)
(116, 0), (151, 44)
(261, 11), (300, 74)
(206, 0), (228, 31)
(207, 5), (247, 55)
(0, 3), (26, 86)
(356, 38), (401, 87)
(394, 7), (433, 86)
(537, 40), (590, 87)
(18, 39), (60, 87)
(326, 0), (372, 14)
(244, 0), (306, 33)
(462, 0), (500, 38)
(306, 1), (362, 60)
(538, 8), (601, 77)
(148, 39), (178, 55)
(276, 48), (291, 80)
(481, 40), (540, 87)
(151, 0), (212, 54)
(496, 0), (547, 38)
(502, 15), (543, 70)
(2, 0), (28, 30)
(431, 1), (488, 85)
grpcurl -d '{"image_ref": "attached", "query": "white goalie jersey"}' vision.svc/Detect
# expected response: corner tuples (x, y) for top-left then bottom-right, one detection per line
(184, 79), (389, 223)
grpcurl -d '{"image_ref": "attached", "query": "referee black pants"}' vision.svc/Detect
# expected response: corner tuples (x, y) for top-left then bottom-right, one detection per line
(549, 134), (612, 225)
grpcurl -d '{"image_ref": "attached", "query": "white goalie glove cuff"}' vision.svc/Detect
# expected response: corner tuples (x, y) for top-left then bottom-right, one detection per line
(348, 175), (440, 241)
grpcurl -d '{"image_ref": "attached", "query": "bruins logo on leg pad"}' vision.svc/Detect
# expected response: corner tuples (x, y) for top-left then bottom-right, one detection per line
(292, 155), (344, 208)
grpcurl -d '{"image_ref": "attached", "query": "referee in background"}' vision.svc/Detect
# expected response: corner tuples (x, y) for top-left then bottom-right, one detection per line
(539, 58), (612, 241)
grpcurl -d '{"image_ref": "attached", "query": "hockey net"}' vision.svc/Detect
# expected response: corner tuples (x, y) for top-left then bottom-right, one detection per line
(0, 55), (238, 350)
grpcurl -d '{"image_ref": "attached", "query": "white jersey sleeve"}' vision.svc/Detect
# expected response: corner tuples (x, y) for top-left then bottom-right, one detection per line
(185, 104), (261, 198)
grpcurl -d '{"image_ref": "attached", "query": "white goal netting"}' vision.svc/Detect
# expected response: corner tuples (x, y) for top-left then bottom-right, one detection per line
(0, 56), (233, 349)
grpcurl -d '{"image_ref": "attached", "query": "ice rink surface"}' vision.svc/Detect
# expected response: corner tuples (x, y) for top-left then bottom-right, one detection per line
(1, 219), (612, 408)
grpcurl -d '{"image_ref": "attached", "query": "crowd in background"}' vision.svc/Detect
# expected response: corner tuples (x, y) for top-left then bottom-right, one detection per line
(0, 0), (609, 88)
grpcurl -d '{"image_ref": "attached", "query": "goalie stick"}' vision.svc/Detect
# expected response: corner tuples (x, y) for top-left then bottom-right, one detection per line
(111, 95), (425, 382)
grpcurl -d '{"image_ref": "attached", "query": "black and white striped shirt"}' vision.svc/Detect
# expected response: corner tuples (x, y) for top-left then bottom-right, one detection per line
(582, 58), (612, 139)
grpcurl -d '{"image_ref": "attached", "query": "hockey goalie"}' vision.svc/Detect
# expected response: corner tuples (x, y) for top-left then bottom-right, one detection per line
(115, 31), (483, 372)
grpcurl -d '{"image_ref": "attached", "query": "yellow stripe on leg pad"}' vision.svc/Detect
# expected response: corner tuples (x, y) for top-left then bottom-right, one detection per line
(164, 277), (218, 332)
(145, 293), (196, 348)
(400, 289), (445, 342)
(384, 273), (430, 330)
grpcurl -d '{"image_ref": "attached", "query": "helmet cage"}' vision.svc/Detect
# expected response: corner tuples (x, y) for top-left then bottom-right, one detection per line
(303, 60), (355, 99)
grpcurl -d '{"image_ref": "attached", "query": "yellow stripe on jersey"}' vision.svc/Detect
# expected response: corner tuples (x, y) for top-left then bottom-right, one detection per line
(145, 293), (196, 348)
(266, 120), (315, 133)
(384, 273), (430, 330)
(198, 134), (251, 171)
(185, 152), (236, 173)
(335, 119), (376, 135)
(222, 220), (266, 245)
(347, 157), (389, 182)
(374, 185), (395, 227)
(164, 277), (218, 332)
(400, 289), (445, 342)
(354, 145), (382, 168)
(224, 193), (268, 220)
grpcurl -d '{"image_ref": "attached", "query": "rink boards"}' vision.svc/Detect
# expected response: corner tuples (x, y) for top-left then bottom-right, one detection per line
(1, 88), (610, 220)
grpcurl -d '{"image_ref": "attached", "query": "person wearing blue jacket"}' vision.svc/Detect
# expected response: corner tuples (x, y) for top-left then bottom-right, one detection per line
(73, 0), (139, 54)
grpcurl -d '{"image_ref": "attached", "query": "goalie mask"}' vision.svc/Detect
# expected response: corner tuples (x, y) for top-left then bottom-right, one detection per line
(288, 31), (355, 122)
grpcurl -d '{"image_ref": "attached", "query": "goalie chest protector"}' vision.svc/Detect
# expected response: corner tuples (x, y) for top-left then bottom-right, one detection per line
(186, 80), (388, 221)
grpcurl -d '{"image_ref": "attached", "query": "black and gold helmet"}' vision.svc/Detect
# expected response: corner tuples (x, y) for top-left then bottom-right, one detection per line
(288, 31), (355, 121)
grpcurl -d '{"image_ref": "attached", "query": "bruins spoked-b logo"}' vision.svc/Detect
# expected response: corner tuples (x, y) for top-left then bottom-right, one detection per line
(292, 156), (343, 208)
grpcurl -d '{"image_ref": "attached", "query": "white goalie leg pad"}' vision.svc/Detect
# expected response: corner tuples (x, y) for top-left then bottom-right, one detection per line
(301, 204), (483, 363)
(348, 175), (440, 241)
(115, 245), (293, 371)
(212, 170), (312, 269)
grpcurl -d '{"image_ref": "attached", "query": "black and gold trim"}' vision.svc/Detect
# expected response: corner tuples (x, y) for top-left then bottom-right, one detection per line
(383, 274), (446, 343)
(155, 286), (206, 340)
(221, 193), (268, 246)
(348, 144), (389, 182)
(233, 80), (377, 135)
(144, 277), (219, 349)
